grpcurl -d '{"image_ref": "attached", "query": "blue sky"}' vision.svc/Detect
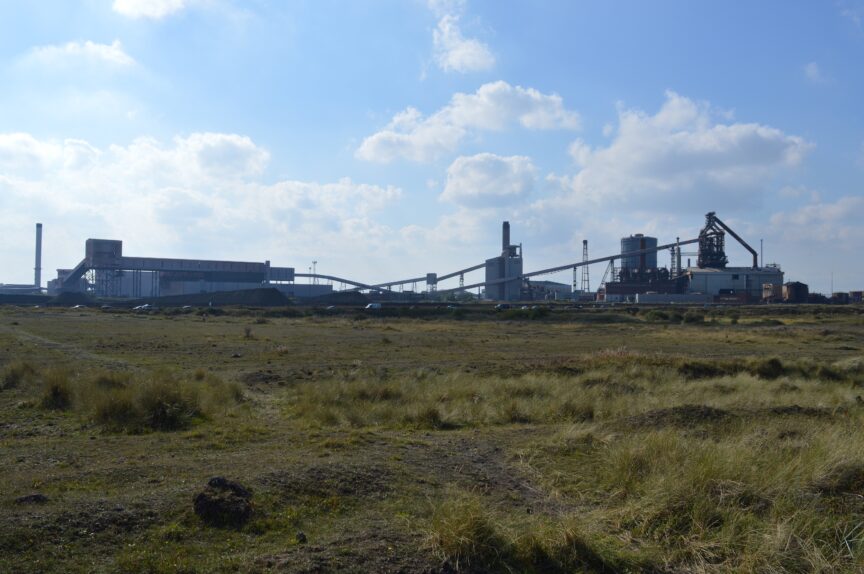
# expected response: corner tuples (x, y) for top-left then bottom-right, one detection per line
(1, 0), (862, 293)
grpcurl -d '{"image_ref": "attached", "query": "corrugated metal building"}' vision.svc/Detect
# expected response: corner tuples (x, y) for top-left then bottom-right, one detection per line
(686, 266), (784, 301)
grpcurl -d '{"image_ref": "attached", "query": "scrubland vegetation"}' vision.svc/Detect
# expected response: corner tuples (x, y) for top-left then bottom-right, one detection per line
(1, 304), (863, 572)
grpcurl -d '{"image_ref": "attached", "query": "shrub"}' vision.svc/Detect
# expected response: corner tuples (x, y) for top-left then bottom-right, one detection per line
(137, 379), (203, 431)
(88, 373), (237, 433)
(643, 309), (669, 322)
(682, 310), (705, 324)
(93, 391), (141, 432)
(1, 361), (36, 390)
(39, 370), (73, 410)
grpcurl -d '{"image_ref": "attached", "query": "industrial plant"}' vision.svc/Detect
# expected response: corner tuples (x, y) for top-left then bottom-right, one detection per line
(1, 212), (858, 305)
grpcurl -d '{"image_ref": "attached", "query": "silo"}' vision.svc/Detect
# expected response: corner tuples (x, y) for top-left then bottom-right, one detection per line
(620, 234), (658, 271)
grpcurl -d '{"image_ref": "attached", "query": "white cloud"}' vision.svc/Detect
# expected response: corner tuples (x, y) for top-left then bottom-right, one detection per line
(0, 132), (403, 283)
(804, 61), (825, 83)
(24, 40), (135, 67)
(356, 81), (580, 163)
(433, 14), (495, 73)
(113, 0), (188, 19)
(428, 0), (494, 73)
(770, 196), (864, 242)
(567, 139), (592, 167)
(547, 91), (810, 211)
(441, 153), (536, 207)
(427, 0), (466, 17)
(777, 185), (820, 202)
(840, 1), (863, 29)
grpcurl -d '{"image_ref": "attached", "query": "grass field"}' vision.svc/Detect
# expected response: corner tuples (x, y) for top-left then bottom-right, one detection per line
(1, 304), (863, 573)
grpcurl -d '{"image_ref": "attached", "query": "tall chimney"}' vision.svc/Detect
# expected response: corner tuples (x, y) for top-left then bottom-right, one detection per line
(502, 221), (510, 254)
(34, 223), (42, 289)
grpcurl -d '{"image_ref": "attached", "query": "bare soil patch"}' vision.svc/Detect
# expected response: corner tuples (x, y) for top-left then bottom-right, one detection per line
(256, 525), (444, 573)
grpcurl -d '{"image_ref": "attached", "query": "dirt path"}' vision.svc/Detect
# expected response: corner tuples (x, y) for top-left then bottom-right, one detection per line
(0, 324), (138, 372)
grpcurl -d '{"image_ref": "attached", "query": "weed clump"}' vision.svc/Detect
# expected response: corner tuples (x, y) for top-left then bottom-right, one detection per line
(137, 379), (203, 431)
(92, 377), (203, 432)
(1, 360), (36, 390)
(79, 371), (243, 432)
(427, 495), (511, 571)
(93, 393), (139, 432)
(39, 370), (73, 410)
(428, 495), (653, 573)
(404, 406), (452, 430)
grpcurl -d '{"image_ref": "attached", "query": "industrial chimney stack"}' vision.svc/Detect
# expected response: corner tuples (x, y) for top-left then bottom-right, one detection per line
(34, 223), (42, 290)
(502, 221), (510, 254)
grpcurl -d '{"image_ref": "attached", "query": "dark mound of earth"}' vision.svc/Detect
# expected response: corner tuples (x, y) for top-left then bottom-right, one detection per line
(193, 476), (253, 528)
(14, 493), (48, 505)
(768, 404), (831, 417)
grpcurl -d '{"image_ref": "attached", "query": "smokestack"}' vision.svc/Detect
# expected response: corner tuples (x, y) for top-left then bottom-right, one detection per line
(502, 221), (510, 254)
(34, 223), (42, 289)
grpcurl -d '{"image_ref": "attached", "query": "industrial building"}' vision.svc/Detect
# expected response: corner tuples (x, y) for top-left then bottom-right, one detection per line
(484, 222), (523, 301)
(44, 237), (333, 299)
(598, 213), (786, 304)
(7, 212), (856, 305)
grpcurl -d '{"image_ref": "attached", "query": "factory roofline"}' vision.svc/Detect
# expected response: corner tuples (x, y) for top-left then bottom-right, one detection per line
(685, 265), (782, 273)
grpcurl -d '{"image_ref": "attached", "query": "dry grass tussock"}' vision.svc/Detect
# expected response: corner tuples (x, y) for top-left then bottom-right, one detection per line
(532, 413), (864, 571)
(283, 352), (864, 571)
(424, 490), (655, 573)
(15, 364), (244, 432)
(281, 353), (863, 430)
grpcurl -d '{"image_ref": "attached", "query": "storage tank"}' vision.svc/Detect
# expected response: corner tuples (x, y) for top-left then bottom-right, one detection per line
(782, 282), (809, 304)
(620, 234), (658, 271)
(762, 283), (782, 301)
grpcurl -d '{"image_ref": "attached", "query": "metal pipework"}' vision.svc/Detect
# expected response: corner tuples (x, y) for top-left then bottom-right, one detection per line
(435, 237), (700, 294)
(708, 212), (759, 269)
